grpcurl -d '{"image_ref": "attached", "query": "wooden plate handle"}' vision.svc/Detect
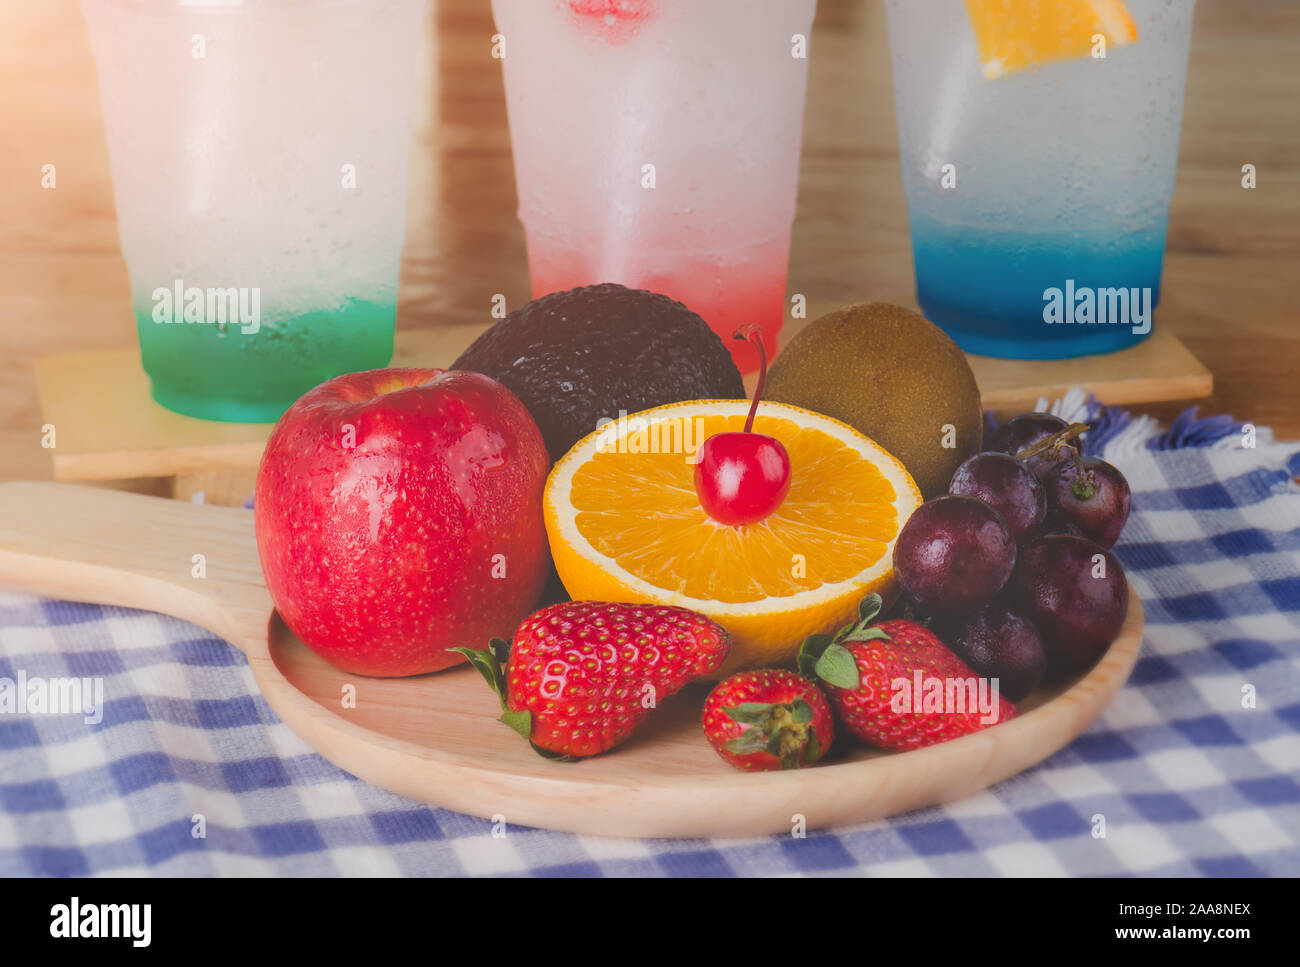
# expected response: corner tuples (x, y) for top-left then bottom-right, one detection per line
(0, 481), (270, 653)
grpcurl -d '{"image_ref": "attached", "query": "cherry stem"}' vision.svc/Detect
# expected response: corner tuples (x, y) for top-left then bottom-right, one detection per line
(734, 325), (767, 434)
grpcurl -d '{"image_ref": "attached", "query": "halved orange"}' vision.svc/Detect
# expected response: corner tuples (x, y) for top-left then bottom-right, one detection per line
(544, 400), (923, 675)
(965, 0), (1138, 79)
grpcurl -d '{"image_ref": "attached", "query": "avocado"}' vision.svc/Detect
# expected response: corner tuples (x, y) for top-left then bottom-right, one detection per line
(453, 284), (745, 462)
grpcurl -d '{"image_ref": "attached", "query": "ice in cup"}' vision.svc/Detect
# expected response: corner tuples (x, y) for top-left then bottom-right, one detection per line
(885, 0), (1197, 359)
(81, 0), (428, 421)
(491, 0), (818, 373)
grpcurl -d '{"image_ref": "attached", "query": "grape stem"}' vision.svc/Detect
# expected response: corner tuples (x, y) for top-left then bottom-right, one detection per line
(1071, 472), (1097, 501)
(1014, 422), (1090, 464)
(733, 325), (767, 434)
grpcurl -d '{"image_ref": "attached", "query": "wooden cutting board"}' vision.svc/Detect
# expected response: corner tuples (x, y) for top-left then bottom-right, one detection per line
(0, 480), (1143, 838)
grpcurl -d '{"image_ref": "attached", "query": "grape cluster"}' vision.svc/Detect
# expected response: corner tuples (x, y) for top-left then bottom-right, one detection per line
(892, 413), (1132, 700)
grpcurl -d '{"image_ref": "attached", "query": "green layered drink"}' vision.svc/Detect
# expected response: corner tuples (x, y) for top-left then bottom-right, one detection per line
(135, 293), (397, 423)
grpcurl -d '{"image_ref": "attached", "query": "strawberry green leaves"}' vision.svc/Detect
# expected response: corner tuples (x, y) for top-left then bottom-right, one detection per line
(722, 698), (822, 770)
(800, 638), (859, 690)
(797, 593), (891, 690)
(451, 638), (511, 705)
(450, 639), (556, 757)
(722, 702), (780, 725)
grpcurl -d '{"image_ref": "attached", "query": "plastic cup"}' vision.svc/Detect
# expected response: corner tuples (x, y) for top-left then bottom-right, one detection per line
(81, 0), (428, 421)
(491, 0), (817, 373)
(884, 0), (1196, 360)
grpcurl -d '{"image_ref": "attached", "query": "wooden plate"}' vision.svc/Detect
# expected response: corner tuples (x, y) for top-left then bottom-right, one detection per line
(0, 481), (1143, 838)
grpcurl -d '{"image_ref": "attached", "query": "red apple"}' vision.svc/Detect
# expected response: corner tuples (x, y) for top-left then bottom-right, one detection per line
(254, 368), (550, 677)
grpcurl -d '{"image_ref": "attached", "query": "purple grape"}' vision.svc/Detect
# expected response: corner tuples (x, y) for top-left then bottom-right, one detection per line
(893, 495), (1017, 617)
(1045, 456), (1131, 548)
(1009, 535), (1129, 675)
(948, 452), (1046, 542)
(884, 590), (935, 623)
(934, 603), (1047, 702)
(1037, 508), (1082, 539)
(986, 412), (1072, 483)
(987, 412), (1067, 454)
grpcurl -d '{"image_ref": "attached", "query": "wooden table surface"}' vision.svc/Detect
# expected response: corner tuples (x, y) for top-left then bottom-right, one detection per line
(1, 0), (1297, 486)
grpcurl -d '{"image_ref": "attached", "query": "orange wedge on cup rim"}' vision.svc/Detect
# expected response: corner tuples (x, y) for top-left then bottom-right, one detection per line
(965, 0), (1139, 80)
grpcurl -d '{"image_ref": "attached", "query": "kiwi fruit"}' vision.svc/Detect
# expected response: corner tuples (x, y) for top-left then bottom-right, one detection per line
(766, 302), (982, 498)
(453, 284), (745, 462)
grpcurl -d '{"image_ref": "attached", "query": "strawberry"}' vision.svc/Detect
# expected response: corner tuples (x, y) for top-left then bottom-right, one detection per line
(798, 595), (1016, 752)
(454, 601), (729, 759)
(703, 670), (834, 772)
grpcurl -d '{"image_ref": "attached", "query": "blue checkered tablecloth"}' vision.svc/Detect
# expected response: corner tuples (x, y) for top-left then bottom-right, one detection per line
(2, 395), (1298, 876)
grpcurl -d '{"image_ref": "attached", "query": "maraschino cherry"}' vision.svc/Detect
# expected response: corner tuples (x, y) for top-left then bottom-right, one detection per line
(694, 326), (791, 526)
